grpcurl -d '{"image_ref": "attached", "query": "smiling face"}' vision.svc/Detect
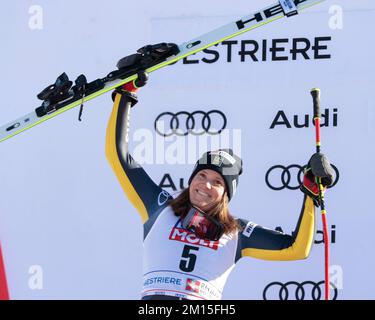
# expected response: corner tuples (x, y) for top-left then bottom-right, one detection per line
(189, 169), (226, 212)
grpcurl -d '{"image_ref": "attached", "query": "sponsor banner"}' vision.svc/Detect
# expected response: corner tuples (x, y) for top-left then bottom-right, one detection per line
(180, 36), (332, 64)
(142, 271), (221, 300)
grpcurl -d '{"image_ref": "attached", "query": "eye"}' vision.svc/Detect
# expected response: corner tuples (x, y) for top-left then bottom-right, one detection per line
(199, 172), (206, 178)
(214, 180), (223, 186)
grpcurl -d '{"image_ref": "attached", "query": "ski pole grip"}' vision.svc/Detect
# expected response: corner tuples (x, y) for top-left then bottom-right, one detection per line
(310, 88), (321, 119)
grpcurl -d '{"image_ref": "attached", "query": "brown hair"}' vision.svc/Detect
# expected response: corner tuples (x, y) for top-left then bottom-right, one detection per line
(169, 188), (240, 236)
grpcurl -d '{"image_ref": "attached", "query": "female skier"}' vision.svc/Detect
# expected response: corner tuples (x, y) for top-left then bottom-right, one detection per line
(105, 72), (334, 300)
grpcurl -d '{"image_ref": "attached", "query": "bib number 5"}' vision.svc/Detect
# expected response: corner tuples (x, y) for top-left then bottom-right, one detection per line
(179, 245), (199, 272)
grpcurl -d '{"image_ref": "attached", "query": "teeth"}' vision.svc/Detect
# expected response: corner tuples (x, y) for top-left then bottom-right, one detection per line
(197, 190), (209, 197)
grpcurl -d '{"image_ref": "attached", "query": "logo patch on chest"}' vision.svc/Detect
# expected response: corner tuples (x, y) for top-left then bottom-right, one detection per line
(169, 226), (219, 250)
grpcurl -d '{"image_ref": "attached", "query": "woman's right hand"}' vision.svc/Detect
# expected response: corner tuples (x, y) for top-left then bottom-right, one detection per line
(111, 71), (149, 101)
(124, 70), (149, 93)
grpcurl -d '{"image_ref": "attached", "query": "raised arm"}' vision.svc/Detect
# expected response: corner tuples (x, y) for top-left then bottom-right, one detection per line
(237, 153), (335, 261)
(105, 75), (170, 224)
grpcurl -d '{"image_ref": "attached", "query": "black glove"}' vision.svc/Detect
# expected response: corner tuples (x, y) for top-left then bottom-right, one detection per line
(300, 153), (334, 206)
(133, 70), (149, 88)
(111, 71), (149, 101)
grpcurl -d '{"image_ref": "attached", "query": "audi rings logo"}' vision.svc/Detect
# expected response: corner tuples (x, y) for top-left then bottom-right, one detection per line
(154, 110), (227, 136)
(263, 281), (338, 300)
(265, 164), (339, 191)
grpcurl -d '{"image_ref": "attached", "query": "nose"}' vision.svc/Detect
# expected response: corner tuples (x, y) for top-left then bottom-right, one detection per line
(205, 180), (212, 189)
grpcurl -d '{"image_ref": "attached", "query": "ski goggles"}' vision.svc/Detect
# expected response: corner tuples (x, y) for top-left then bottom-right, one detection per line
(182, 206), (224, 241)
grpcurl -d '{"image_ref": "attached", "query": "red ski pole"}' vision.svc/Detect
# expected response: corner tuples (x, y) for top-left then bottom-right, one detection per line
(310, 88), (330, 300)
(0, 244), (9, 300)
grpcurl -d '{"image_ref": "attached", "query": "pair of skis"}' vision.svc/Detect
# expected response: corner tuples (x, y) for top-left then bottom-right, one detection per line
(0, 0), (325, 143)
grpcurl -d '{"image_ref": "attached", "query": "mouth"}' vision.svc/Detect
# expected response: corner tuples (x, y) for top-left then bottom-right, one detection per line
(195, 189), (211, 199)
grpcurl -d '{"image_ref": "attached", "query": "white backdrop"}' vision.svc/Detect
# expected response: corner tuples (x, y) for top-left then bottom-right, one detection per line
(0, 0), (374, 300)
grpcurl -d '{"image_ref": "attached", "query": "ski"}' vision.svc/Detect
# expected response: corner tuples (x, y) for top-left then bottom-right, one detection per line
(0, 0), (325, 143)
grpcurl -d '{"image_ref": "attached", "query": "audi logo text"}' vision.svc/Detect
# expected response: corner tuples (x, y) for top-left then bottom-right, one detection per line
(154, 110), (227, 136)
